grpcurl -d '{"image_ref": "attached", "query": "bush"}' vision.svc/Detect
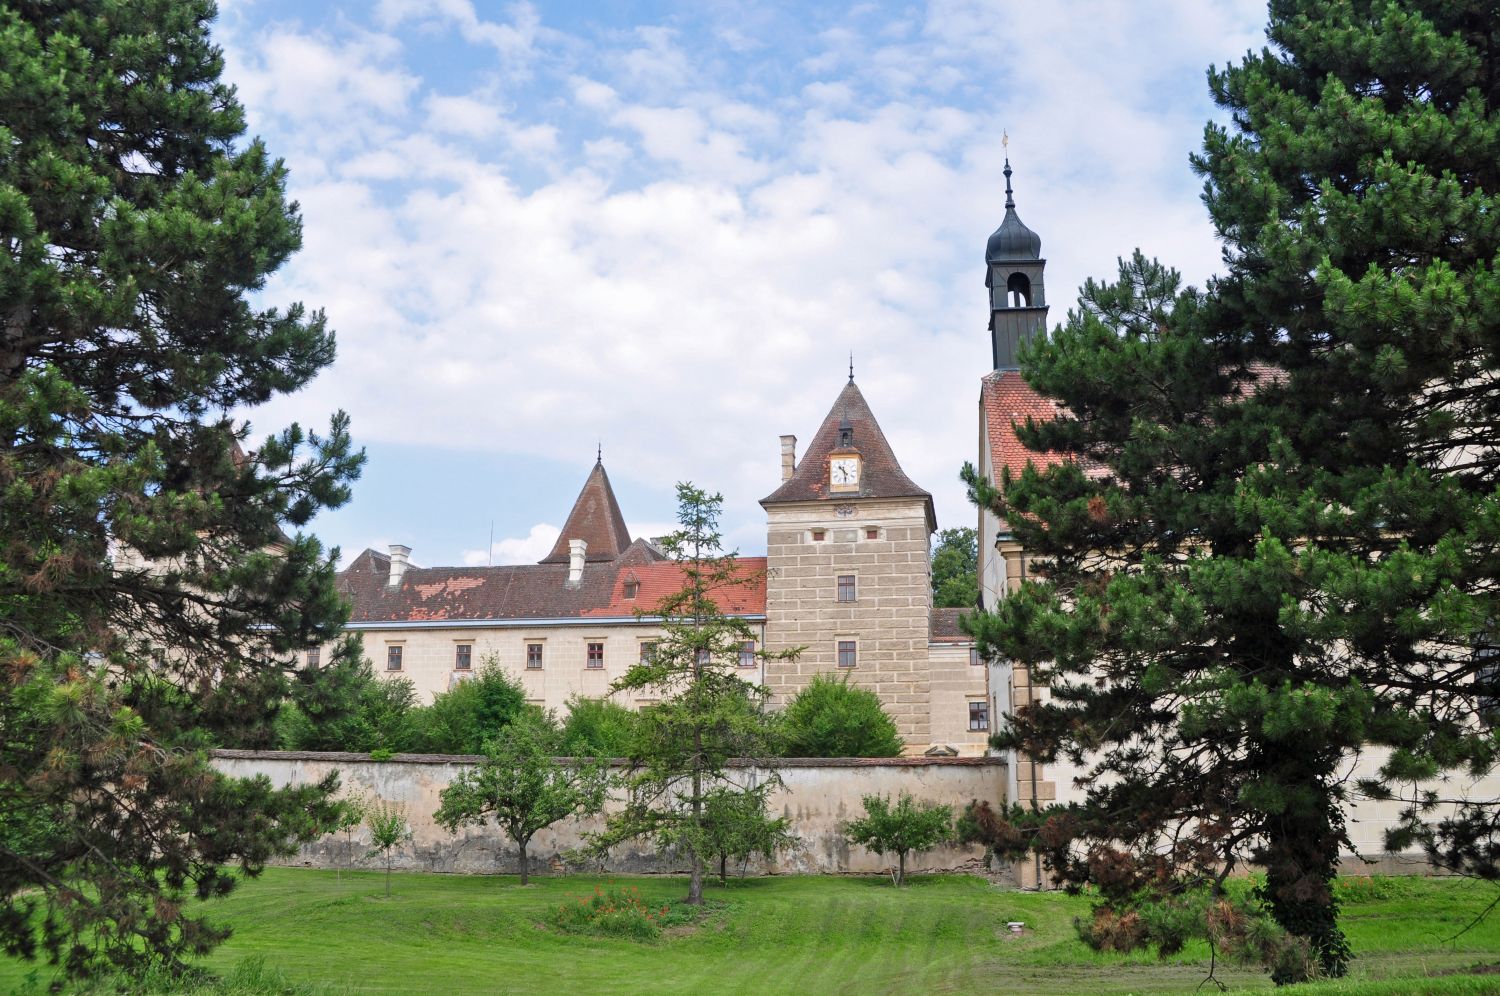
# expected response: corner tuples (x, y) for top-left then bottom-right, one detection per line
(779, 674), (903, 757)
(277, 663), (424, 754)
(551, 884), (675, 941)
(559, 696), (638, 757)
(416, 661), (531, 754)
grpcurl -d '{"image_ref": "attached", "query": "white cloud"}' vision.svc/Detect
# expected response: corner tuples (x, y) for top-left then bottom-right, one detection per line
(463, 523), (561, 566)
(221, 0), (1272, 565)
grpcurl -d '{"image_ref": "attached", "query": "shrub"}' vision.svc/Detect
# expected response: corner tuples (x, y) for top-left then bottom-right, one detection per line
(779, 674), (903, 758)
(551, 884), (674, 941)
(559, 696), (639, 757)
(416, 661), (531, 754)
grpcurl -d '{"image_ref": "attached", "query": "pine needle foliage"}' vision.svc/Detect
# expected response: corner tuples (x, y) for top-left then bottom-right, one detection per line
(0, 0), (362, 980)
(962, 1), (1500, 983)
(591, 483), (794, 904)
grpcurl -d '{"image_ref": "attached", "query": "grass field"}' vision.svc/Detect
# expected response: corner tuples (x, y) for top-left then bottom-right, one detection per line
(3, 871), (1499, 994)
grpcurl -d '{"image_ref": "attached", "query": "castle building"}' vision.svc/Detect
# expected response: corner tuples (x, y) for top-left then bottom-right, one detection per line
(329, 393), (985, 754)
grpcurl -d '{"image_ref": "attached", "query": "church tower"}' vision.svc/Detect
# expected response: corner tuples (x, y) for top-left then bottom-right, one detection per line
(761, 375), (937, 748)
(986, 158), (1049, 370)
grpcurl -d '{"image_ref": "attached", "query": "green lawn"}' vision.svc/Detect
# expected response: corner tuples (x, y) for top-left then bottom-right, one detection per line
(4, 871), (1499, 994)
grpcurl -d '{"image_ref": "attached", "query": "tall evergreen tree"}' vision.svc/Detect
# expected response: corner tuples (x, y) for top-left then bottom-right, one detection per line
(964, 1), (1500, 982)
(0, 0), (361, 980)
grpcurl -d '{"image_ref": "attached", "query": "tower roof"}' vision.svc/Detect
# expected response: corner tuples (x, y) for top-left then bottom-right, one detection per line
(761, 380), (933, 518)
(986, 159), (1041, 261)
(540, 459), (634, 563)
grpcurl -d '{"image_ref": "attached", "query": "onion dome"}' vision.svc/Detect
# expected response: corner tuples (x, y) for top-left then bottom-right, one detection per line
(985, 159), (1041, 261)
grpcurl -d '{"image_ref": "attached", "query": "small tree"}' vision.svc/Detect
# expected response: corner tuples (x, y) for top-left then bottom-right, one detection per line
(702, 784), (793, 885)
(434, 715), (610, 885)
(779, 674), (903, 758)
(846, 793), (952, 887)
(593, 483), (792, 905)
(333, 792), (368, 881)
(365, 800), (413, 897)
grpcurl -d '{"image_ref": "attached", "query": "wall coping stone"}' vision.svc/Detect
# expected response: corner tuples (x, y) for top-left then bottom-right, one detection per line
(211, 749), (1006, 769)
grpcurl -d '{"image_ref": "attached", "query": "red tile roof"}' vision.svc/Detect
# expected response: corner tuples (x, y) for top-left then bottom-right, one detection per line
(929, 607), (974, 643)
(582, 557), (768, 617)
(540, 460), (633, 563)
(981, 369), (1066, 481)
(337, 546), (766, 623)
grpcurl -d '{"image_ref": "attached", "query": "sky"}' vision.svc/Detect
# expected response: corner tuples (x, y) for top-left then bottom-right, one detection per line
(215, 0), (1270, 568)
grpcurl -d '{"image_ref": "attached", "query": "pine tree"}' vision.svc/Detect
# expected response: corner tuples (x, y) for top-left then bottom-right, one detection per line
(0, 0), (361, 980)
(963, 2), (1500, 981)
(592, 483), (788, 905)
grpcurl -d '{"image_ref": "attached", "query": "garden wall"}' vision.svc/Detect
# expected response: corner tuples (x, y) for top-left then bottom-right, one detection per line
(211, 751), (1007, 878)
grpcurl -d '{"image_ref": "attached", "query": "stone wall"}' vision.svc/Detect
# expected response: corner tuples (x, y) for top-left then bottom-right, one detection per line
(212, 750), (1006, 877)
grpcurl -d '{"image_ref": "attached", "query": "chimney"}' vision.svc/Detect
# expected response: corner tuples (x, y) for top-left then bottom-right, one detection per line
(387, 544), (411, 587)
(566, 539), (587, 588)
(780, 434), (797, 482)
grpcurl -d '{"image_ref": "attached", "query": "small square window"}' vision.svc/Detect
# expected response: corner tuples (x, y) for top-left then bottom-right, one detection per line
(837, 574), (856, 602)
(386, 645), (403, 671)
(970, 647), (981, 666)
(624, 580), (640, 599)
(811, 529), (826, 542)
(696, 647), (711, 666)
(640, 641), (657, 663)
(455, 644), (472, 670)
(738, 641), (756, 668)
(306, 647), (320, 668)
(526, 643), (544, 669)
(587, 642), (605, 668)
(969, 700), (989, 731)
(837, 640), (857, 668)
(866, 528), (879, 540)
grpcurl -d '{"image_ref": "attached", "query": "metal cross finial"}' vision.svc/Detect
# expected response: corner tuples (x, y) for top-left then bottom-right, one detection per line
(848, 352), (854, 383)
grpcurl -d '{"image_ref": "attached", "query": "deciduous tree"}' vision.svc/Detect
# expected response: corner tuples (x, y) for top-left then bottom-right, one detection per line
(845, 793), (951, 886)
(434, 715), (609, 885)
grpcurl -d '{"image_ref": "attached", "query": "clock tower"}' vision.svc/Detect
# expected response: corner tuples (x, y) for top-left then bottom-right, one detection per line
(760, 374), (937, 748)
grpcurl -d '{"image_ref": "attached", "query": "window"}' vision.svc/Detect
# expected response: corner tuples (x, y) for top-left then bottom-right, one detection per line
(969, 700), (989, 731)
(738, 641), (756, 668)
(305, 647), (320, 668)
(587, 642), (605, 668)
(811, 529), (826, 542)
(866, 528), (879, 540)
(454, 644), (472, 670)
(837, 574), (856, 602)
(970, 647), (981, 666)
(624, 580), (640, 599)
(386, 645), (403, 671)
(526, 643), (544, 669)
(696, 647), (711, 666)
(640, 641), (657, 663)
(837, 640), (857, 668)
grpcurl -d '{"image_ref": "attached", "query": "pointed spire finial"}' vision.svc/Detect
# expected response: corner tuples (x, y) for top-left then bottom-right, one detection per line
(596, 440), (602, 464)
(848, 351), (854, 384)
(1003, 136), (1015, 211)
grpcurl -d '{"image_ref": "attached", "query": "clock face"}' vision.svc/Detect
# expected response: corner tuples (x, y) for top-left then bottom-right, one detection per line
(830, 457), (860, 488)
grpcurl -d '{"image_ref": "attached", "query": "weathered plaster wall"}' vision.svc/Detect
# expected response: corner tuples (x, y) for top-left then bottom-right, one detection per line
(212, 751), (1007, 878)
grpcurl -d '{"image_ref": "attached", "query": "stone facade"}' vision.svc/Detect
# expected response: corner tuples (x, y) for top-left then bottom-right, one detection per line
(762, 497), (935, 744)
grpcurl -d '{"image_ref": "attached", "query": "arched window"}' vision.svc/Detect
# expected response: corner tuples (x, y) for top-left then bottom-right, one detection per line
(1007, 272), (1032, 307)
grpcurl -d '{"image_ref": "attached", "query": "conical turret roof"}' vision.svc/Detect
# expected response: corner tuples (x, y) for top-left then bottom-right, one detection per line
(761, 380), (933, 519)
(540, 459), (634, 563)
